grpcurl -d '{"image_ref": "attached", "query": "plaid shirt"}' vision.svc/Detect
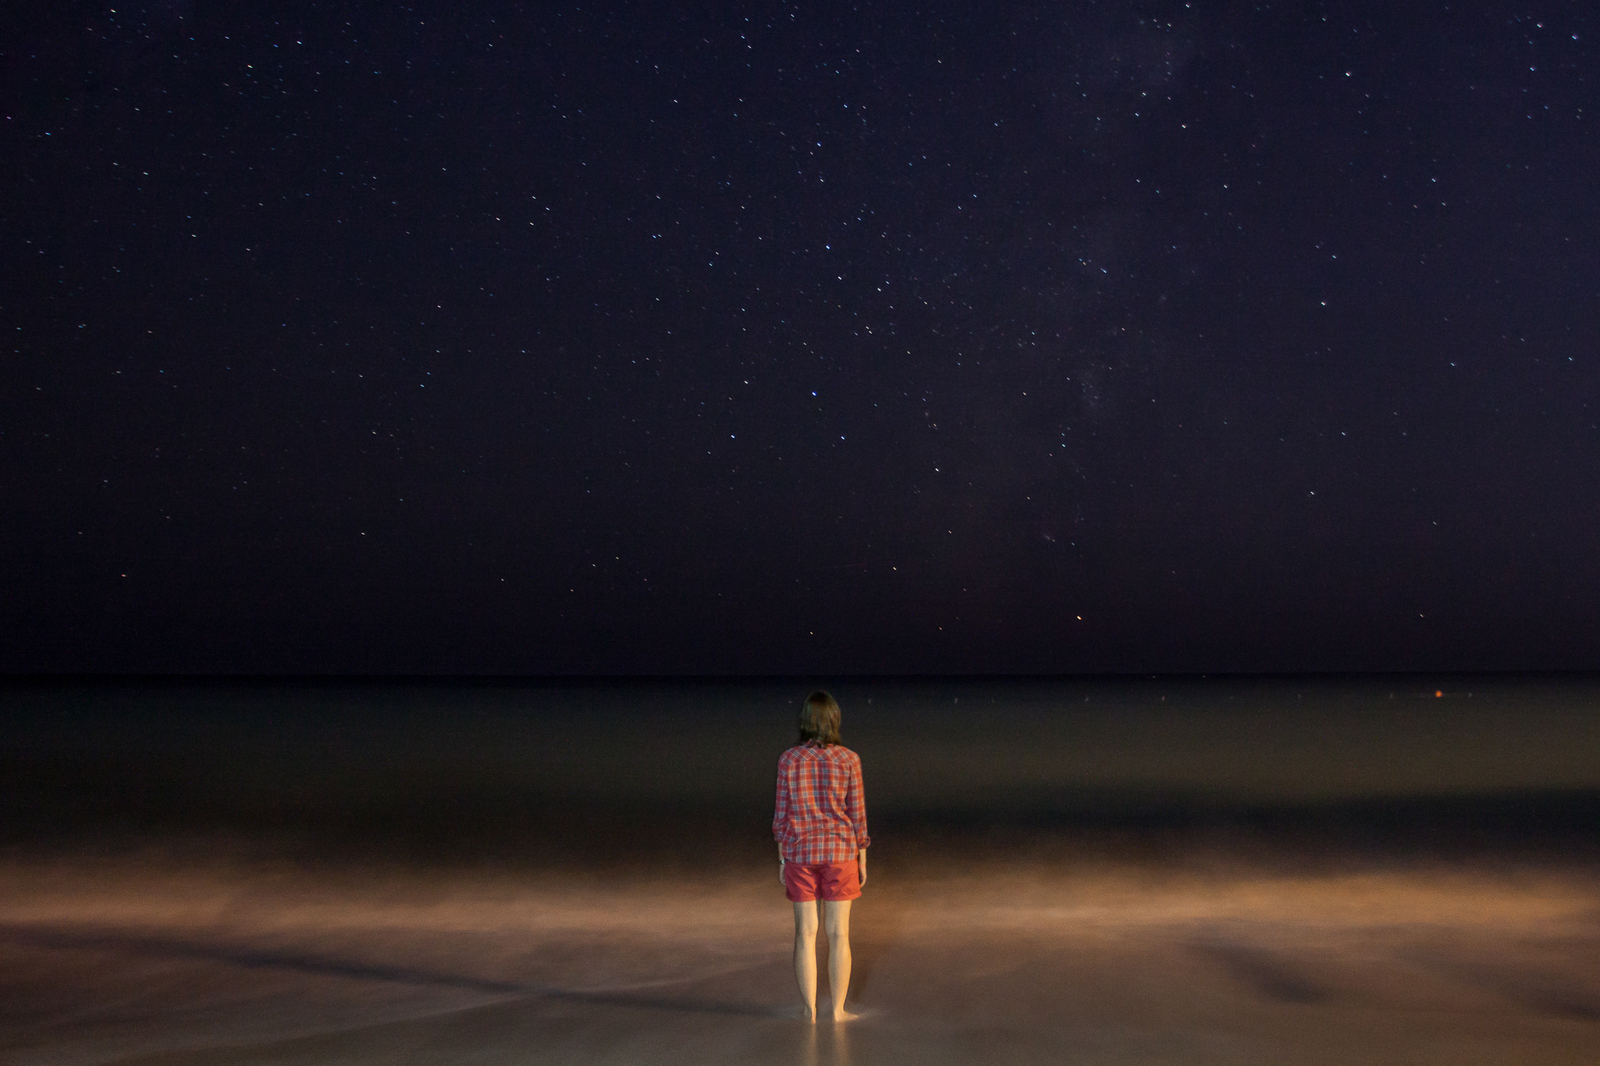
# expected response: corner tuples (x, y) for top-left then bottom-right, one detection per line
(773, 742), (870, 865)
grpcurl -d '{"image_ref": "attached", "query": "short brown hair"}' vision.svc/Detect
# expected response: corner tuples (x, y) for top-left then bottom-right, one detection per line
(799, 690), (842, 746)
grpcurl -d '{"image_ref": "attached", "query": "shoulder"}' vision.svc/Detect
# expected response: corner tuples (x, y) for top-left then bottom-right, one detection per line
(778, 745), (806, 764)
(831, 745), (862, 766)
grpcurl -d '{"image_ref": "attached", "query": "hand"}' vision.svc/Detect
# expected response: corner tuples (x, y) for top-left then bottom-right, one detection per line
(858, 851), (867, 887)
(779, 859), (786, 888)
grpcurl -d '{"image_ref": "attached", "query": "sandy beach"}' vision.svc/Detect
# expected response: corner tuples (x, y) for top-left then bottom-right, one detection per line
(3, 842), (1598, 1066)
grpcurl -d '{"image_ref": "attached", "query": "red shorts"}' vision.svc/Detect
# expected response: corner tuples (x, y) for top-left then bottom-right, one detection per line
(784, 859), (861, 902)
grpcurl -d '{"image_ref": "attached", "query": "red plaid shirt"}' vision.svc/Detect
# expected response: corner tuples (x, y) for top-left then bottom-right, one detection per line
(773, 742), (870, 865)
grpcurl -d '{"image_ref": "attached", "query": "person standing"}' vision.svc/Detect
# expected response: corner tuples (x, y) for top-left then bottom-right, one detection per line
(773, 690), (870, 1023)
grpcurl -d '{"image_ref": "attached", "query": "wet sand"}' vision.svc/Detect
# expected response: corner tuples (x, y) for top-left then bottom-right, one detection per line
(3, 845), (1598, 1065)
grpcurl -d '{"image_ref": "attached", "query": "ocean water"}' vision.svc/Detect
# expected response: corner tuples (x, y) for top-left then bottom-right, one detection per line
(2, 676), (1599, 1064)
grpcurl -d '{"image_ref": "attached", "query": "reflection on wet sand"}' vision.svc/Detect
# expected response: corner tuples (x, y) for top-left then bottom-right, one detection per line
(1, 849), (1598, 1065)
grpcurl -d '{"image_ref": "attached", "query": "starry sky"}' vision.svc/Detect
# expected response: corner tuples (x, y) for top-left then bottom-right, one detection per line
(4, 1), (1597, 674)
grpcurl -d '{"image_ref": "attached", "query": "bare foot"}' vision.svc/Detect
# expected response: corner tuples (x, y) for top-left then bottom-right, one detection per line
(831, 1009), (860, 1022)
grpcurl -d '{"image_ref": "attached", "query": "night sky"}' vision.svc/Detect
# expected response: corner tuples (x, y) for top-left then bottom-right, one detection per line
(4, 1), (1597, 674)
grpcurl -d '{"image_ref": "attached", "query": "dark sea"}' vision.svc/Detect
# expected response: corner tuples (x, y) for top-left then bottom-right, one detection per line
(3, 676), (1599, 1064)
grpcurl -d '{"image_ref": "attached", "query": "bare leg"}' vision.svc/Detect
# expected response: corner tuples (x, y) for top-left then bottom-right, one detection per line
(792, 901), (819, 1022)
(823, 899), (858, 1021)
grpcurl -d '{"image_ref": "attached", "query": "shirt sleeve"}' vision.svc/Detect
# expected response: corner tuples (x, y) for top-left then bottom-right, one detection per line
(773, 756), (790, 843)
(849, 754), (870, 851)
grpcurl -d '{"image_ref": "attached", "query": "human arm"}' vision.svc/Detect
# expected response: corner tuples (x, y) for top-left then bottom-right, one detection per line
(774, 756), (790, 884)
(857, 848), (867, 887)
(848, 754), (870, 859)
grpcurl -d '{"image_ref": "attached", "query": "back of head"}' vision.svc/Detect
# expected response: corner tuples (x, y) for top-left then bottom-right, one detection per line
(798, 690), (842, 746)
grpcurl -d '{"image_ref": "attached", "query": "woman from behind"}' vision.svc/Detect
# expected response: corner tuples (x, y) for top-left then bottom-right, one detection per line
(773, 690), (870, 1023)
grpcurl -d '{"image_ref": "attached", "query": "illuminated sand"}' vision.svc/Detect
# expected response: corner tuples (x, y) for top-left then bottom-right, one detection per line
(3, 849), (1598, 1065)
